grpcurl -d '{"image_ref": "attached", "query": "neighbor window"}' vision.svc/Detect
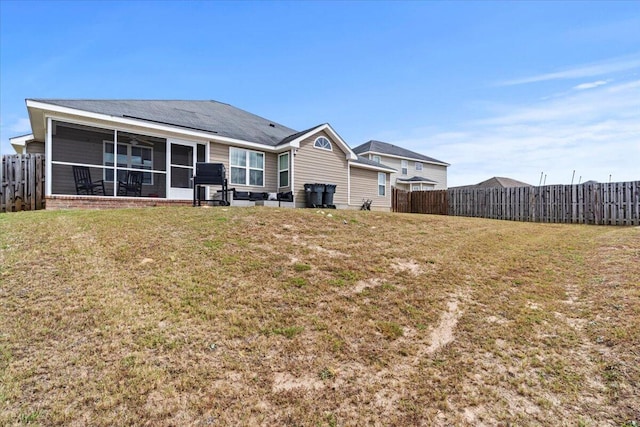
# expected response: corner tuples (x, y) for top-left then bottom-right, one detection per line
(415, 162), (423, 171)
(372, 155), (381, 164)
(278, 152), (289, 187)
(401, 160), (408, 175)
(104, 142), (153, 184)
(230, 147), (264, 186)
(313, 137), (332, 151)
(378, 173), (386, 196)
(412, 184), (420, 191)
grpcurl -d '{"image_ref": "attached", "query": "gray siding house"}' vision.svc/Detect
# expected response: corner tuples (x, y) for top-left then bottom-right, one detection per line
(352, 140), (449, 190)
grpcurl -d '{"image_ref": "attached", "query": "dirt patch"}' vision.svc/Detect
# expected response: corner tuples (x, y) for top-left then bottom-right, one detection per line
(290, 235), (347, 257)
(272, 372), (325, 393)
(391, 259), (422, 275)
(426, 299), (461, 354)
(349, 278), (381, 294)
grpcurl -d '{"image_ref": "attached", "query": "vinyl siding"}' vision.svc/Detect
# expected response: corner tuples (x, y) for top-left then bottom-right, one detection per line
(292, 131), (349, 207)
(26, 141), (45, 154)
(209, 142), (278, 192)
(349, 166), (391, 210)
(371, 155), (448, 190)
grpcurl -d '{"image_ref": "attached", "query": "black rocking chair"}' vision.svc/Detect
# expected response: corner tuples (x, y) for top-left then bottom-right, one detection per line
(118, 171), (143, 197)
(72, 166), (105, 195)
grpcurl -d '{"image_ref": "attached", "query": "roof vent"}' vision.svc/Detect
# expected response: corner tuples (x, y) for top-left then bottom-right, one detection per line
(269, 123), (275, 127)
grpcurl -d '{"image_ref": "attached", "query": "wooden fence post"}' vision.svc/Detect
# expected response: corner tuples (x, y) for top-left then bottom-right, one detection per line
(1, 154), (46, 213)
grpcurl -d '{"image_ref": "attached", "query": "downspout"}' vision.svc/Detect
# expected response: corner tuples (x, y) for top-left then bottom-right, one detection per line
(290, 148), (295, 205)
(347, 160), (351, 207)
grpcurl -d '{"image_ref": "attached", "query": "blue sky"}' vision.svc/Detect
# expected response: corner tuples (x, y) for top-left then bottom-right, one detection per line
(1, 1), (638, 186)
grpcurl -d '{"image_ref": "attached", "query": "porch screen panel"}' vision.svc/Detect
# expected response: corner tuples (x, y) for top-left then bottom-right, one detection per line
(131, 146), (153, 184)
(170, 144), (194, 188)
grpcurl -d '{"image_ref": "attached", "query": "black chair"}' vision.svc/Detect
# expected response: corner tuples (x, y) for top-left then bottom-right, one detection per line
(118, 171), (143, 197)
(72, 166), (105, 195)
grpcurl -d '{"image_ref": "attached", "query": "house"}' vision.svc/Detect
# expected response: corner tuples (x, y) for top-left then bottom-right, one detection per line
(352, 140), (449, 191)
(15, 99), (396, 210)
(450, 176), (532, 189)
(9, 134), (41, 154)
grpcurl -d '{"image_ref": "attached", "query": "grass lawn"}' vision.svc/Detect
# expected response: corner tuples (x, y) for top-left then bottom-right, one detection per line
(1, 207), (639, 426)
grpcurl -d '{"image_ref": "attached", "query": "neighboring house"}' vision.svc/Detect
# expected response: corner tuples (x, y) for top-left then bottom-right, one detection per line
(352, 140), (449, 191)
(9, 134), (43, 154)
(450, 176), (532, 189)
(15, 99), (396, 210)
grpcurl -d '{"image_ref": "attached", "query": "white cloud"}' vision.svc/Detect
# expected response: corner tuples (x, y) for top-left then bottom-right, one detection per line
(393, 78), (640, 187)
(499, 54), (640, 86)
(573, 80), (609, 90)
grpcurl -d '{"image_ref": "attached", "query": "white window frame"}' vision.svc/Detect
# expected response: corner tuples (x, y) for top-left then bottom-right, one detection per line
(103, 141), (153, 185)
(378, 173), (386, 196)
(278, 152), (289, 188)
(401, 160), (408, 175)
(412, 184), (421, 191)
(229, 147), (265, 187)
(313, 136), (332, 151)
(415, 162), (423, 171)
(372, 155), (381, 164)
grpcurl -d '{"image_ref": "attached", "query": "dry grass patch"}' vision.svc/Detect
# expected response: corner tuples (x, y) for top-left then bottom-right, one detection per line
(1, 207), (638, 426)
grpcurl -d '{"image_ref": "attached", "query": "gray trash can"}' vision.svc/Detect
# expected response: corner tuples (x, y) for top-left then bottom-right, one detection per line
(323, 184), (336, 206)
(311, 183), (325, 206)
(304, 184), (314, 208)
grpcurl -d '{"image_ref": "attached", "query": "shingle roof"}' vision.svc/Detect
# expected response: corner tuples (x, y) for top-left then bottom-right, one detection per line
(450, 176), (532, 189)
(278, 124), (325, 145)
(475, 177), (532, 188)
(396, 176), (438, 183)
(352, 140), (449, 166)
(30, 99), (298, 147)
(351, 155), (397, 172)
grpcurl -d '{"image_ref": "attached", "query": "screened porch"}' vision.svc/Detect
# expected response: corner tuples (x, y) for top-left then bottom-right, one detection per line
(49, 120), (206, 199)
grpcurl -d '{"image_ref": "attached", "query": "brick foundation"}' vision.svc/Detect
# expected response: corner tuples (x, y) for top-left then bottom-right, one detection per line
(45, 196), (193, 210)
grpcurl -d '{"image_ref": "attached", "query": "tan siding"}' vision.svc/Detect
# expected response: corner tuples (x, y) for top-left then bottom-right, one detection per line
(26, 141), (45, 154)
(349, 167), (391, 210)
(292, 131), (349, 207)
(209, 142), (278, 192)
(372, 155), (448, 190)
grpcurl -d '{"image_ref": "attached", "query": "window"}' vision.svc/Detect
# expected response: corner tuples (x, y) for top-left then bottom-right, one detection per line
(415, 162), (423, 171)
(401, 160), (408, 175)
(278, 152), (289, 187)
(412, 184), (420, 191)
(230, 147), (264, 186)
(372, 155), (381, 164)
(313, 137), (332, 151)
(378, 173), (386, 196)
(104, 142), (153, 184)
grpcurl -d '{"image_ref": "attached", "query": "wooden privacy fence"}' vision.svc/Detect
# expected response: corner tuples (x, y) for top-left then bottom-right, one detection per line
(1, 154), (46, 213)
(392, 187), (448, 215)
(392, 181), (640, 225)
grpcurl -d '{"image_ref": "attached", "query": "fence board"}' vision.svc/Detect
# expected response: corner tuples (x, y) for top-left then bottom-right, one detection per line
(1, 154), (46, 213)
(392, 182), (640, 226)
